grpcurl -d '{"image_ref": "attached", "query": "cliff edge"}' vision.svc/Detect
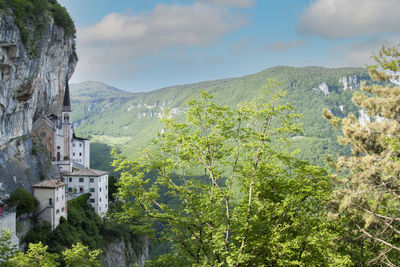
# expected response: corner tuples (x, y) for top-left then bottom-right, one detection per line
(0, 7), (76, 198)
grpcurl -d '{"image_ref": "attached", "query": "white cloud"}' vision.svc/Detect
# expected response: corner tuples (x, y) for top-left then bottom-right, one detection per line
(73, 3), (247, 85)
(265, 40), (306, 52)
(298, 0), (400, 39)
(328, 35), (400, 67)
(202, 0), (254, 7)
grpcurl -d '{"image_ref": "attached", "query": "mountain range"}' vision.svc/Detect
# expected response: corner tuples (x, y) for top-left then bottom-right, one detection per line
(70, 66), (370, 172)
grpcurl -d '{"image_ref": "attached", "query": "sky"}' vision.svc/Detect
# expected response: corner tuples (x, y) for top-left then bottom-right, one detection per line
(58, 0), (400, 92)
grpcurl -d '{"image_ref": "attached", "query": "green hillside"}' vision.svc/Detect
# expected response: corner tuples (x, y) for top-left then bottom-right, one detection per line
(70, 66), (370, 170)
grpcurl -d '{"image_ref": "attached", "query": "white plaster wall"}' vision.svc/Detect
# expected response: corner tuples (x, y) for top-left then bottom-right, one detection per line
(72, 139), (90, 168)
(66, 174), (108, 216)
(84, 140), (90, 168)
(34, 188), (55, 229)
(98, 174), (108, 216)
(54, 131), (65, 160)
(54, 186), (66, 226)
(0, 210), (19, 247)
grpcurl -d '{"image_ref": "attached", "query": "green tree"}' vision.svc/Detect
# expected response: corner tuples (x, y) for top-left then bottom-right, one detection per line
(8, 241), (101, 267)
(10, 242), (59, 267)
(114, 86), (349, 266)
(108, 175), (118, 202)
(324, 44), (400, 266)
(5, 188), (39, 217)
(0, 231), (17, 267)
(62, 242), (101, 267)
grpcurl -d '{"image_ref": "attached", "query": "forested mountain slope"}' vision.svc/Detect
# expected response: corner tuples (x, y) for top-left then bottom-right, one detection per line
(70, 66), (370, 170)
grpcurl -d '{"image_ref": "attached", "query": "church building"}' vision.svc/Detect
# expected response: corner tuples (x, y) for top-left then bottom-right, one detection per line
(32, 79), (109, 219)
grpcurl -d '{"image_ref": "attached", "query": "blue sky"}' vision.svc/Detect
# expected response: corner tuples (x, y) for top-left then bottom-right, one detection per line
(59, 0), (400, 92)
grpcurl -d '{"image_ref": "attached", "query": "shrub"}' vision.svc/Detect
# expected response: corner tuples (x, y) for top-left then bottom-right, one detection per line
(5, 188), (39, 217)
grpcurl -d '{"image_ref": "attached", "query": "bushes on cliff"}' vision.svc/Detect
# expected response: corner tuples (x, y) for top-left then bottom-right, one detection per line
(0, 0), (75, 55)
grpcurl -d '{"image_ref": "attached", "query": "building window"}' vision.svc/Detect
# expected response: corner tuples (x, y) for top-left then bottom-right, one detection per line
(73, 153), (75, 156)
(99, 198), (102, 203)
(106, 204), (108, 208)
(106, 195), (108, 199)
(99, 187), (102, 192)
(56, 209), (59, 214)
(73, 144), (75, 147)
(61, 207), (64, 212)
(79, 152), (82, 156)
(89, 198), (95, 203)
(79, 178), (84, 183)
(79, 143), (82, 147)
(99, 207), (101, 211)
(68, 188), (72, 192)
(49, 198), (52, 206)
(56, 197), (58, 202)
(106, 185), (108, 190)
(90, 188), (95, 193)
(90, 178), (94, 183)
(62, 195), (64, 200)
(69, 177), (72, 182)
(57, 146), (60, 149)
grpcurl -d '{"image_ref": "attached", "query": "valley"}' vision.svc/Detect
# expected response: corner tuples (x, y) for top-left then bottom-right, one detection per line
(71, 66), (370, 170)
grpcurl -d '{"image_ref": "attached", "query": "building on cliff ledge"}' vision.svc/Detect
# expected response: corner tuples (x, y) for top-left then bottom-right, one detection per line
(62, 167), (108, 217)
(33, 179), (67, 230)
(32, 79), (108, 218)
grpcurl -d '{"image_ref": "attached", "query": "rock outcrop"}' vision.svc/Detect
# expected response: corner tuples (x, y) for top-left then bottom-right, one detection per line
(101, 237), (149, 267)
(339, 75), (359, 91)
(0, 10), (76, 145)
(0, 10), (76, 197)
(313, 82), (329, 95)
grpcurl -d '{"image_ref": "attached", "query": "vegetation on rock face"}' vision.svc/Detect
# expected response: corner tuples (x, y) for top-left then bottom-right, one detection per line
(113, 86), (350, 265)
(0, 0), (75, 57)
(324, 44), (400, 266)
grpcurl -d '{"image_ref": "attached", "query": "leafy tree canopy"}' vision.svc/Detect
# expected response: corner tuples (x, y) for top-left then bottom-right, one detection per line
(113, 84), (350, 266)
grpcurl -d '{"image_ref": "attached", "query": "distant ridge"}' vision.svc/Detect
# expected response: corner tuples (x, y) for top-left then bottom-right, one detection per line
(70, 66), (370, 170)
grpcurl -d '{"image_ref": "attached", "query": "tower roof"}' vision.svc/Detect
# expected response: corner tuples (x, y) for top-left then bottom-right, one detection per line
(63, 78), (71, 111)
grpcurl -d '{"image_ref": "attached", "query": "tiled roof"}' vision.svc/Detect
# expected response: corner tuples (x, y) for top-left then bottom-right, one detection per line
(61, 167), (108, 177)
(72, 132), (89, 141)
(32, 179), (66, 189)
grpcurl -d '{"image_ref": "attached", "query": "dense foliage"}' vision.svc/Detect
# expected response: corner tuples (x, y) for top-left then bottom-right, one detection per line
(113, 87), (350, 266)
(324, 45), (400, 266)
(5, 188), (39, 217)
(0, 231), (17, 266)
(8, 241), (101, 267)
(24, 193), (144, 263)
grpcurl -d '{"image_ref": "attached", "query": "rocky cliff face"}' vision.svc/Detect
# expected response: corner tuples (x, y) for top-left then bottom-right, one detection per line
(0, 10), (76, 145)
(0, 10), (76, 198)
(101, 237), (149, 267)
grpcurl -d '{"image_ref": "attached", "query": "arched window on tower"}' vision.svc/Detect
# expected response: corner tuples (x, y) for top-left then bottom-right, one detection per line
(64, 114), (69, 123)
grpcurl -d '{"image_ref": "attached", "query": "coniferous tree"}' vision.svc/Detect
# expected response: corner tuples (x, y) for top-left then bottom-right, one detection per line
(324, 45), (400, 266)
